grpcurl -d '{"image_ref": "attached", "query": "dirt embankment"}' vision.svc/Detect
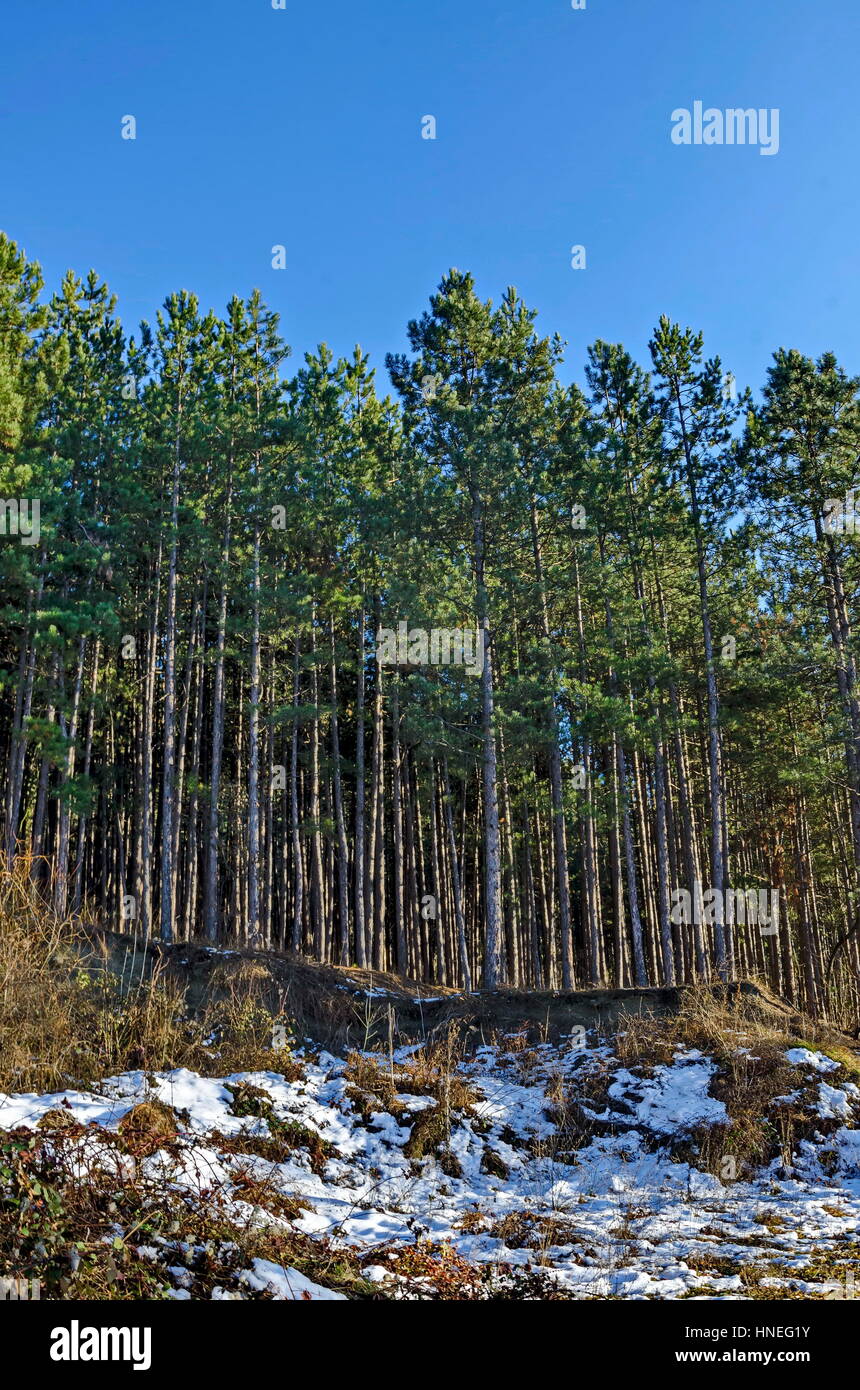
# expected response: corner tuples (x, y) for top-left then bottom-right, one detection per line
(77, 928), (813, 1053)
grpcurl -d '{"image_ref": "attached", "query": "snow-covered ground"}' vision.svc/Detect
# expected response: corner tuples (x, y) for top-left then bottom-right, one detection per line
(2, 1036), (858, 1300)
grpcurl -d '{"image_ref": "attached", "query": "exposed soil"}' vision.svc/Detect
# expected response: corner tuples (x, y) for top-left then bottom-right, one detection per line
(74, 926), (813, 1053)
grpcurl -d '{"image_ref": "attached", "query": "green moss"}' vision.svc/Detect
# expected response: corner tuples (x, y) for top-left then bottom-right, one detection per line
(795, 1040), (860, 1081)
(215, 1117), (335, 1176)
(226, 1081), (276, 1120)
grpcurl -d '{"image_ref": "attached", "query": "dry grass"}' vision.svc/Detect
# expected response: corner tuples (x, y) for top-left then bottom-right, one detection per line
(487, 1209), (575, 1255)
(0, 866), (187, 1092)
(343, 1027), (479, 1176)
(369, 1240), (575, 1300)
(611, 981), (859, 1066)
(547, 985), (860, 1179)
(0, 864), (299, 1094)
(612, 985), (788, 1065)
(0, 1118), (375, 1300)
(344, 1026), (478, 1117)
(212, 1117), (335, 1175)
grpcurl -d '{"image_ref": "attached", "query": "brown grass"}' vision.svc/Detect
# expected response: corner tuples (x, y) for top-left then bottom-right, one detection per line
(344, 1027), (478, 1116)
(548, 985), (860, 1178)
(0, 864), (304, 1094)
(0, 1119), (373, 1299)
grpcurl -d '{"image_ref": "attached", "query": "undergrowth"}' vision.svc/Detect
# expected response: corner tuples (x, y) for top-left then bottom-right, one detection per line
(0, 865), (295, 1093)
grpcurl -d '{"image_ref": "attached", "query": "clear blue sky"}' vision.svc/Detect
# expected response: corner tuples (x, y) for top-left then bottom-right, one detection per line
(1, 0), (857, 395)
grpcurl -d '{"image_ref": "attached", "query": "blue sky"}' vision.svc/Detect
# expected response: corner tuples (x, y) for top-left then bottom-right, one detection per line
(1, 0), (857, 396)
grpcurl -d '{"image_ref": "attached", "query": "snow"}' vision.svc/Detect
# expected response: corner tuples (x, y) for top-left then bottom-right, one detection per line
(815, 1082), (859, 1120)
(606, 1055), (728, 1134)
(786, 1048), (841, 1073)
(239, 1259), (347, 1301)
(2, 1035), (859, 1300)
(832, 1126), (860, 1176)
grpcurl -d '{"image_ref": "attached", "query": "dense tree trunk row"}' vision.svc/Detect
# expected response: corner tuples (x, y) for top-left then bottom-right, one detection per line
(1, 244), (859, 1023)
